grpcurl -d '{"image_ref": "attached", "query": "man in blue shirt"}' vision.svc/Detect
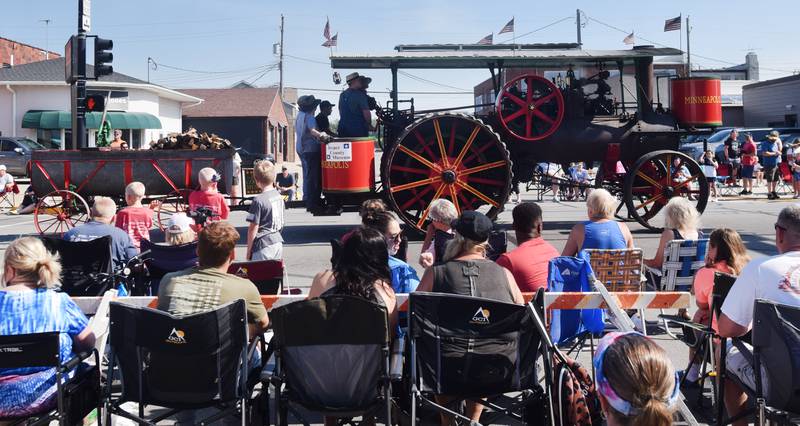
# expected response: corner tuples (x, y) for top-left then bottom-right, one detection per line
(337, 72), (373, 137)
(64, 196), (137, 270)
(295, 95), (331, 212)
(761, 130), (783, 200)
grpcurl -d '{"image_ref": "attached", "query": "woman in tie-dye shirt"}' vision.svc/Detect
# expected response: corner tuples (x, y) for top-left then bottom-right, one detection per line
(0, 237), (95, 418)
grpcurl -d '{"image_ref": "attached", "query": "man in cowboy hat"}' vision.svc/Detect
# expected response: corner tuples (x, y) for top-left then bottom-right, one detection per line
(315, 100), (337, 137)
(295, 94), (331, 212)
(761, 130), (783, 200)
(338, 72), (373, 137)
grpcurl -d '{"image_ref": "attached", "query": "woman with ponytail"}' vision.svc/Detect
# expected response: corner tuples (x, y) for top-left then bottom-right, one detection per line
(594, 331), (680, 426)
(0, 237), (95, 418)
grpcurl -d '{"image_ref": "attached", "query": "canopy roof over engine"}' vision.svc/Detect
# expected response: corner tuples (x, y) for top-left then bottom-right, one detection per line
(330, 44), (683, 69)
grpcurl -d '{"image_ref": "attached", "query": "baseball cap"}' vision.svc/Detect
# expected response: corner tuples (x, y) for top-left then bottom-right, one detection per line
(166, 212), (193, 234)
(320, 100), (335, 108)
(451, 210), (493, 242)
(0, 165), (6, 171)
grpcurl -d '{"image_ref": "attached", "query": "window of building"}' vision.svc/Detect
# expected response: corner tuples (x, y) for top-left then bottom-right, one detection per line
(36, 129), (62, 149)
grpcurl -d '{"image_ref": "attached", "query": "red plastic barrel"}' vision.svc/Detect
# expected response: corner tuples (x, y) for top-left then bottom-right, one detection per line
(670, 77), (722, 127)
(321, 138), (375, 193)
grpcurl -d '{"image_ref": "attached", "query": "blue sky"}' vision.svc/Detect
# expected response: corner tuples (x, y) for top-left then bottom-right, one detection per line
(3, 0), (799, 111)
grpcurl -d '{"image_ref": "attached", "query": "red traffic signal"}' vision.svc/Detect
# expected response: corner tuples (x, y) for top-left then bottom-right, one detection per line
(84, 94), (105, 112)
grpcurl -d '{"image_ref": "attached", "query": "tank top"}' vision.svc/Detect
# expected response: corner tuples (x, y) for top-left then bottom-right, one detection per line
(431, 259), (515, 303)
(321, 283), (387, 308)
(672, 228), (704, 240)
(581, 220), (627, 251)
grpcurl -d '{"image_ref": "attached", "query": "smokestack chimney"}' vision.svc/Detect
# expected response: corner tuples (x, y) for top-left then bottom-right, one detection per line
(746, 52), (759, 81)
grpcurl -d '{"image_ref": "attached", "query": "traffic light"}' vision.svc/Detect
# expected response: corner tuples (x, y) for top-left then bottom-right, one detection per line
(84, 94), (105, 112)
(94, 37), (113, 77)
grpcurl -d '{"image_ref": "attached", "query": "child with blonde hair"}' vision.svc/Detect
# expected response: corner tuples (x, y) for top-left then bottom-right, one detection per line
(115, 181), (158, 248)
(246, 160), (284, 260)
(188, 167), (230, 221)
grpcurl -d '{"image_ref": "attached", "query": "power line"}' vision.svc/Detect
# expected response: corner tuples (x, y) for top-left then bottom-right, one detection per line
(284, 54), (330, 66)
(497, 16), (574, 43)
(399, 71), (469, 91)
(150, 61), (277, 75)
(291, 87), (471, 95)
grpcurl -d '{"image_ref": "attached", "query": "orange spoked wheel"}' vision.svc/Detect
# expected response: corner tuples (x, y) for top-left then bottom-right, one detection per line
(34, 190), (90, 236)
(496, 74), (565, 141)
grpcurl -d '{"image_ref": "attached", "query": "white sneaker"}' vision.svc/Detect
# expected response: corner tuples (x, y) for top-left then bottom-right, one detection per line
(552, 195), (560, 203)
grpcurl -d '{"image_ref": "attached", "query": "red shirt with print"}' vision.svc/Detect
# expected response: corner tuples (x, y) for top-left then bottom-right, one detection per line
(115, 206), (154, 249)
(188, 190), (230, 221)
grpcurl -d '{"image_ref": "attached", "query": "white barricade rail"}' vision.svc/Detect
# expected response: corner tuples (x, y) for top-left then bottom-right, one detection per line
(74, 291), (690, 315)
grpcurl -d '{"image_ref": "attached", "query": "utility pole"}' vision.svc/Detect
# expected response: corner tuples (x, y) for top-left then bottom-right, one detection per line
(576, 9), (582, 46)
(278, 14), (284, 98)
(71, 0), (90, 149)
(40, 19), (51, 59)
(686, 15), (692, 76)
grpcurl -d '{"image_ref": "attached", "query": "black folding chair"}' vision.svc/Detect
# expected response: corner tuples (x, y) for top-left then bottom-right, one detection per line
(40, 236), (113, 296)
(228, 259), (285, 295)
(138, 239), (199, 295)
(266, 295), (392, 426)
(408, 292), (547, 425)
(0, 333), (101, 426)
(104, 300), (267, 425)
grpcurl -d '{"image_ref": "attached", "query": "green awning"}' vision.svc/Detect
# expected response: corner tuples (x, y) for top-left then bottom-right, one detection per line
(22, 110), (162, 130)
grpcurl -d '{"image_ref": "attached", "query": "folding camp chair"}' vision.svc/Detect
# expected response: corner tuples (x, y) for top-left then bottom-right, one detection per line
(138, 239), (199, 295)
(645, 238), (709, 338)
(0, 333), (101, 426)
(0, 182), (20, 212)
(776, 162), (794, 196)
(408, 292), (548, 425)
(228, 259), (285, 294)
(40, 236), (114, 296)
(104, 300), (267, 425)
(266, 295), (392, 426)
(716, 164), (736, 197)
(584, 248), (646, 333)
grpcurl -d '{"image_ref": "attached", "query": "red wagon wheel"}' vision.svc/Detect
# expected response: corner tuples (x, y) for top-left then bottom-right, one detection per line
(157, 189), (192, 231)
(383, 114), (512, 233)
(496, 74), (565, 141)
(623, 150), (709, 231)
(34, 190), (90, 236)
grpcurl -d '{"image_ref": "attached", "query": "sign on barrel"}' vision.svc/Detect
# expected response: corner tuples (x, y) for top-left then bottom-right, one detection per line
(325, 142), (353, 162)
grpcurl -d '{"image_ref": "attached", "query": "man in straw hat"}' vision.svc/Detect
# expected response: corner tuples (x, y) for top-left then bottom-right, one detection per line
(295, 94), (331, 212)
(761, 130), (783, 200)
(338, 72), (373, 137)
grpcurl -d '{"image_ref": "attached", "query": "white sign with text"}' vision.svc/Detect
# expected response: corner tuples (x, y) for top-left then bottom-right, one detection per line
(325, 142), (352, 162)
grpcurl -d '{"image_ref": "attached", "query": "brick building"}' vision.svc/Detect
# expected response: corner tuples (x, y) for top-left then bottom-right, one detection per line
(0, 37), (60, 67)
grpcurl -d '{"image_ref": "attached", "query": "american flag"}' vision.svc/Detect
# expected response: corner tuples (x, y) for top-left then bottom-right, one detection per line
(498, 18), (514, 35)
(323, 19), (331, 40)
(623, 32), (635, 45)
(664, 16), (681, 32)
(322, 33), (337, 48)
(476, 33), (493, 45)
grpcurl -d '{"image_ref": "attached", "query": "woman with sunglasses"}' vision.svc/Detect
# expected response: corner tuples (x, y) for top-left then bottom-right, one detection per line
(362, 210), (420, 294)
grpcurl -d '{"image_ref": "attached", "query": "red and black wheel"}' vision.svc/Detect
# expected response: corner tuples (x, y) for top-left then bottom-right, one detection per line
(623, 150), (708, 231)
(34, 190), (90, 236)
(157, 189), (192, 231)
(496, 74), (565, 141)
(383, 114), (512, 232)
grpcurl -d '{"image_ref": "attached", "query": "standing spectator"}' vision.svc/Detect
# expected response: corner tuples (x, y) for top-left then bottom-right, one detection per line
(419, 199), (458, 268)
(362, 210), (420, 294)
(230, 150), (242, 206)
(164, 212), (196, 246)
(593, 332), (679, 426)
(723, 129), (741, 186)
(295, 95), (331, 213)
(188, 167), (230, 221)
(761, 130), (783, 199)
(245, 160), (284, 261)
(699, 150), (719, 202)
(109, 129), (128, 150)
(276, 166), (296, 201)
(538, 162), (562, 202)
(115, 181), (156, 249)
(64, 197), (137, 270)
(739, 133), (758, 196)
(496, 202), (559, 293)
(788, 137), (800, 198)
(315, 100), (337, 137)
(337, 73), (373, 137)
(718, 205), (800, 426)
(0, 237), (96, 418)
(562, 189), (635, 256)
(0, 165), (14, 194)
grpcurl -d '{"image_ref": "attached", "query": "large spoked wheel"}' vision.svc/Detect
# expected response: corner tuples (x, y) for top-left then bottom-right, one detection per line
(34, 190), (90, 236)
(384, 113), (512, 232)
(623, 150), (708, 231)
(496, 74), (565, 141)
(157, 189), (192, 231)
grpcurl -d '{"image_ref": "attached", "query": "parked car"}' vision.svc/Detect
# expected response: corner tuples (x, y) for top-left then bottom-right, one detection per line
(680, 128), (800, 163)
(0, 137), (47, 177)
(679, 128), (736, 162)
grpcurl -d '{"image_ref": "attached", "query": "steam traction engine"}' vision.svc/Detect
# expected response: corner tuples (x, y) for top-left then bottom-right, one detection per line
(328, 43), (721, 233)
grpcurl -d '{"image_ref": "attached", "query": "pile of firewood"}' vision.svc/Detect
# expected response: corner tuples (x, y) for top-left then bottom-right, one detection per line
(150, 128), (233, 150)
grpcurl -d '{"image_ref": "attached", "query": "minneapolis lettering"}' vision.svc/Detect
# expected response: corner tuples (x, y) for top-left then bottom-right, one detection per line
(684, 95), (721, 105)
(322, 161), (350, 169)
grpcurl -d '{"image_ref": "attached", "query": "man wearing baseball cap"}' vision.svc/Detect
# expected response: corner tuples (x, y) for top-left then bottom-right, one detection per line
(761, 130), (783, 200)
(315, 100), (337, 137)
(337, 72), (373, 137)
(295, 94), (331, 212)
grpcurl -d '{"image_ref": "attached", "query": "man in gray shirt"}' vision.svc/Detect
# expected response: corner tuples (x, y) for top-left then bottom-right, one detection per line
(246, 160), (284, 260)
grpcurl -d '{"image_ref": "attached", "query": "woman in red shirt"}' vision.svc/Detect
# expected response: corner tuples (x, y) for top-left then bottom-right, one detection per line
(739, 133), (758, 196)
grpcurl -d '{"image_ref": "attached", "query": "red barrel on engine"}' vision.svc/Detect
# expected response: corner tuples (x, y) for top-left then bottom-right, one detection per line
(321, 137), (375, 193)
(670, 77), (723, 127)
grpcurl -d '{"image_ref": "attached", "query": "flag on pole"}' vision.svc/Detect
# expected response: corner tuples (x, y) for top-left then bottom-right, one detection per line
(499, 18), (515, 34)
(476, 33), (493, 45)
(623, 32), (635, 45)
(323, 19), (331, 40)
(664, 16), (681, 32)
(322, 33), (338, 47)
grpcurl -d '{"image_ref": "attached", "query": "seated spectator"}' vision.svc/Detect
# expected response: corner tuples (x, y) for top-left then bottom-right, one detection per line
(0, 165), (14, 194)
(683, 228), (749, 384)
(562, 189), (634, 256)
(308, 227), (398, 331)
(115, 181), (157, 249)
(164, 212), (196, 246)
(417, 210), (523, 424)
(64, 196), (137, 270)
(363, 210), (420, 293)
(594, 331), (679, 426)
(645, 197), (704, 270)
(0, 237), (96, 418)
(276, 166), (296, 201)
(496, 202), (559, 293)
(9, 186), (36, 215)
(419, 198), (458, 268)
(245, 160), (284, 261)
(341, 198), (387, 243)
(718, 205), (800, 426)
(568, 161), (590, 200)
(188, 167), (230, 221)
